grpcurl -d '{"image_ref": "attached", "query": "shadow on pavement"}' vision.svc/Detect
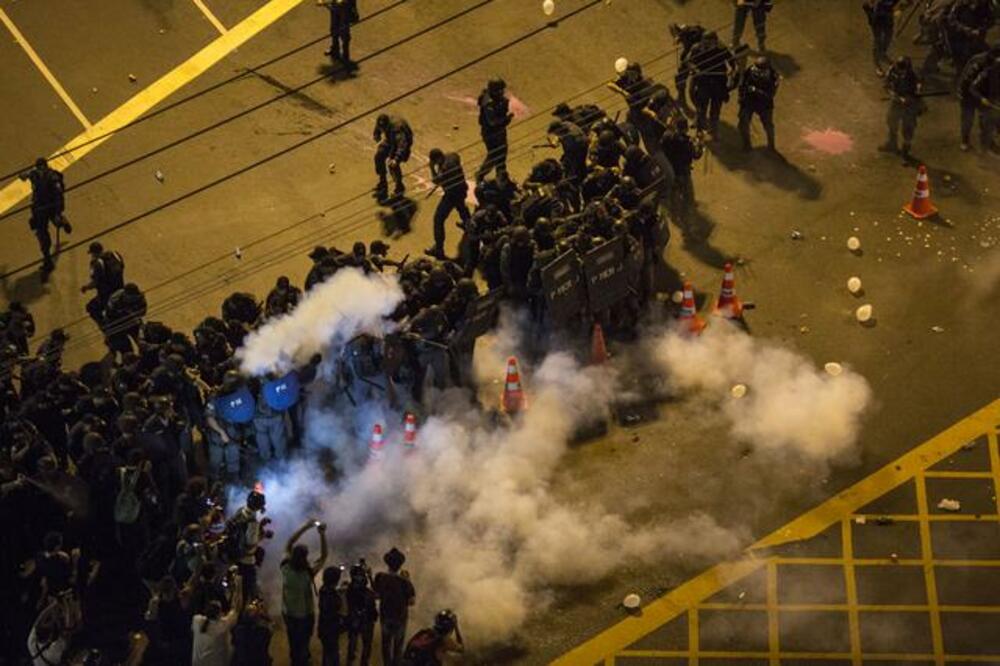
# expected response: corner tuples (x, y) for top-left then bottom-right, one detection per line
(1, 266), (50, 305)
(378, 195), (419, 238)
(767, 49), (802, 79)
(710, 123), (823, 200)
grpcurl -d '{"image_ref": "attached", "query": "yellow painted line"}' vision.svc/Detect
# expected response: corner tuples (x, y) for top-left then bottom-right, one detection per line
(0, 0), (305, 215)
(191, 0), (228, 34)
(841, 520), (862, 665)
(553, 399), (1000, 664)
(549, 558), (764, 666)
(988, 432), (1000, 517)
(0, 8), (92, 129)
(754, 399), (1000, 549)
(924, 470), (994, 479)
(687, 608), (697, 666)
(915, 472), (945, 665)
(765, 560), (778, 666)
(697, 602), (1000, 613)
(617, 651), (1000, 662)
(853, 514), (1000, 522)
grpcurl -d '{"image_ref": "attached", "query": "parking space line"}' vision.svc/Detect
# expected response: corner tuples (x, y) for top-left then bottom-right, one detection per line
(191, 0), (228, 35)
(0, 7), (92, 129)
(915, 472), (945, 665)
(552, 399), (1000, 665)
(841, 520), (862, 665)
(0, 0), (305, 217)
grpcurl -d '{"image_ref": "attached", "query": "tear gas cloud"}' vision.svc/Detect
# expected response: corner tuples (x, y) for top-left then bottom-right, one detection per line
(237, 272), (870, 642)
(648, 320), (872, 465)
(237, 268), (404, 376)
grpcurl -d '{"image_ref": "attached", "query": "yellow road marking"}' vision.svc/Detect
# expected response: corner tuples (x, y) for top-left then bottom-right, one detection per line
(698, 602), (1000, 613)
(0, 8), (92, 129)
(0, 0), (305, 216)
(687, 608), (698, 666)
(191, 0), (228, 34)
(988, 432), (1000, 517)
(766, 560), (779, 666)
(915, 471), (945, 665)
(754, 399), (1000, 549)
(617, 650), (1000, 662)
(841, 520), (862, 664)
(552, 398), (1000, 664)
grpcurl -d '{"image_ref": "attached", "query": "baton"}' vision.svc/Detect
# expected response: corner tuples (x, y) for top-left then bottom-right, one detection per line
(423, 185), (439, 199)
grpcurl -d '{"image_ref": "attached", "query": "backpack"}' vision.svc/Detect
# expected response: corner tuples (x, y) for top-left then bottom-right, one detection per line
(114, 466), (142, 524)
(101, 251), (125, 291)
(400, 628), (443, 666)
(222, 511), (250, 562)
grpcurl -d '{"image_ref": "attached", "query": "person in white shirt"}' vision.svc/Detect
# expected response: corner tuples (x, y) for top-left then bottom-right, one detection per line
(191, 571), (243, 666)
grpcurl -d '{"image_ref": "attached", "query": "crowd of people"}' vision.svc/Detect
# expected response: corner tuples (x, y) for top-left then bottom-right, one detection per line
(3, 0), (998, 664)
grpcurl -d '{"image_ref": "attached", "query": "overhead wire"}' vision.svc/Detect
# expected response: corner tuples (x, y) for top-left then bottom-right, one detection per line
(0, 0), (497, 223)
(0, 0), (411, 184)
(0, 0), (610, 280)
(3, 16), (753, 376)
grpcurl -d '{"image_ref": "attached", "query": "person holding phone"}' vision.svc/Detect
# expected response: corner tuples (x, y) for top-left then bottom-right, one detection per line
(281, 520), (328, 666)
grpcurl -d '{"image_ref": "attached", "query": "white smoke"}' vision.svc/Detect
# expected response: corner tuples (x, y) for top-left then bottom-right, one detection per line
(648, 321), (872, 465)
(237, 268), (404, 376)
(250, 349), (744, 643)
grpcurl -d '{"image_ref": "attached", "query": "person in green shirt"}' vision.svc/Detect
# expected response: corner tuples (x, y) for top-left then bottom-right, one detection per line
(281, 520), (328, 666)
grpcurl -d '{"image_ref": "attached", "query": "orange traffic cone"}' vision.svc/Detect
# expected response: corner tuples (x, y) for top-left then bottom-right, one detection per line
(402, 413), (418, 451)
(591, 322), (609, 365)
(678, 281), (707, 335)
(713, 262), (743, 319)
(500, 356), (527, 415)
(368, 423), (385, 462)
(902, 164), (938, 219)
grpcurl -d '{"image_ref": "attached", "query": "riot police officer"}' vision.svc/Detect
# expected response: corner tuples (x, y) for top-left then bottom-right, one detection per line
(19, 157), (70, 274)
(322, 0), (359, 70)
(967, 56), (1000, 152)
(547, 120), (589, 183)
(688, 32), (737, 139)
(864, 0), (905, 75)
(205, 370), (251, 482)
(81, 242), (125, 326)
(373, 114), (414, 201)
(660, 117), (704, 229)
(958, 46), (1000, 151)
(476, 78), (514, 182)
(738, 56), (780, 151)
(732, 0), (772, 53)
(265, 276), (302, 319)
(880, 56), (924, 159)
(500, 226), (536, 303)
(427, 148), (472, 260)
(670, 22), (706, 108)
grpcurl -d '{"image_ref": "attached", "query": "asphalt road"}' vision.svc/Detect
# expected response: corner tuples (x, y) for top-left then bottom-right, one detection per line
(1, 0), (998, 662)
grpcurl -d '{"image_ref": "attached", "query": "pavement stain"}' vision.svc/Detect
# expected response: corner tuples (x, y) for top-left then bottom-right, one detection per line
(801, 127), (854, 155)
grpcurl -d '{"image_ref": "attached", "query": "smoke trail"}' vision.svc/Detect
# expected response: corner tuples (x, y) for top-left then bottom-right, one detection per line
(237, 268), (404, 376)
(648, 321), (872, 465)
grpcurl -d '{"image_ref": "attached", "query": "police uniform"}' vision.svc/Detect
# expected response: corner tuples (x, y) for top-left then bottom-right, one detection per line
(960, 52), (1000, 150)
(325, 0), (358, 67)
(373, 115), (413, 200)
(671, 23), (706, 106)
(429, 152), (472, 259)
(19, 161), (69, 272)
(688, 35), (736, 137)
(864, 0), (902, 72)
(500, 229), (535, 302)
(968, 60), (1000, 151)
(732, 0), (772, 52)
(205, 394), (248, 481)
(660, 124), (703, 226)
(253, 384), (288, 462)
(737, 58), (780, 150)
(882, 58), (923, 157)
(476, 80), (513, 181)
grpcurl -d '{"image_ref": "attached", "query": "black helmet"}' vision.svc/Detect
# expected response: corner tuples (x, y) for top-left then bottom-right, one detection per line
(247, 490), (266, 512)
(221, 370), (243, 394)
(754, 55), (769, 68)
(349, 563), (367, 583)
(35, 157), (48, 169)
(375, 113), (390, 128)
(895, 55), (912, 68)
(487, 77), (506, 93)
(598, 129), (616, 146)
(88, 242), (104, 256)
(428, 148), (444, 163)
(434, 609), (457, 633)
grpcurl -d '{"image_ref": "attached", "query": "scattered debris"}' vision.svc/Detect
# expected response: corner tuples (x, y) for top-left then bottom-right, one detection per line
(799, 325), (810, 334)
(91, 87), (98, 94)
(154, 170), (164, 182)
(737, 591), (746, 600)
(623, 593), (641, 610)
(824, 362), (843, 377)
(234, 247), (243, 260)
(731, 383), (748, 399)
(856, 304), (874, 323)
(854, 516), (867, 525)
(890, 552), (899, 563)
(128, 73), (137, 83)
(790, 229), (804, 240)
(847, 276), (863, 294)
(962, 440), (978, 451)
(847, 236), (861, 251)
(930, 325), (944, 333)
(875, 516), (894, 526)
(328, 162), (337, 174)
(671, 290), (683, 304)
(937, 498), (961, 512)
